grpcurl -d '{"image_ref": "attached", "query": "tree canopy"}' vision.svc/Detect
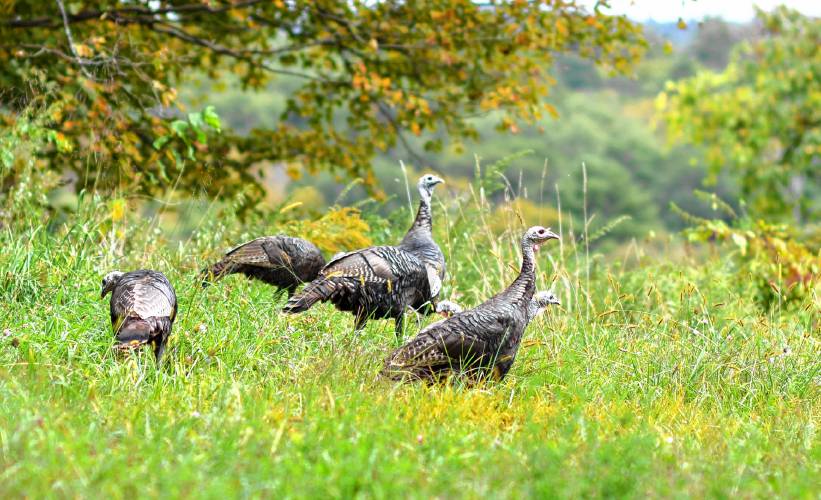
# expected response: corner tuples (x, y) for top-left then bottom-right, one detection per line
(1, 0), (644, 206)
(659, 7), (820, 223)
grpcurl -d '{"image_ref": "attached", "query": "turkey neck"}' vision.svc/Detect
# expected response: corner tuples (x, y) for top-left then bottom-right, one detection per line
(500, 237), (537, 305)
(405, 189), (432, 236)
(400, 188), (445, 279)
(400, 190), (433, 250)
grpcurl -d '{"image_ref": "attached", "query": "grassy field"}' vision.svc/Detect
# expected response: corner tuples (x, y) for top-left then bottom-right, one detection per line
(0, 196), (818, 498)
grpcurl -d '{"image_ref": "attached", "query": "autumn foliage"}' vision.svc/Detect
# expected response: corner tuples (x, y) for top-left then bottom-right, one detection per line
(1, 0), (643, 206)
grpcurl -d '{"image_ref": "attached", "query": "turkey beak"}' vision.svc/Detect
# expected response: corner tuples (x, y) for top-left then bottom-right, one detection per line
(544, 229), (560, 241)
(433, 176), (444, 186)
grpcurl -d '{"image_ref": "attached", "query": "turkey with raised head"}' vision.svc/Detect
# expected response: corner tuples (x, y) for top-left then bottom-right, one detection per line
(399, 173), (447, 304)
(528, 291), (560, 322)
(201, 235), (325, 297)
(283, 174), (445, 336)
(382, 226), (560, 382)
(101, 269), (177, 363)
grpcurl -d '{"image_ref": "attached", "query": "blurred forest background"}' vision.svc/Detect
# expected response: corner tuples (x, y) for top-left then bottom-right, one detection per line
(186, 11), (819, 244)
(202, 17), (753, 233)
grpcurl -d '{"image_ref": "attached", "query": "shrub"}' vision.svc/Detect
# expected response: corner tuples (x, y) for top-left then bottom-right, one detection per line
(674, 195), (820, 307)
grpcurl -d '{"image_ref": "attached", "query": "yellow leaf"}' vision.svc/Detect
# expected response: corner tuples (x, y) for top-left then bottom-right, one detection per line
(389, 90), (403, 105)
(555, 19), (568, 37)
(73, 43), (92, 57)
(110, 198), (126, 222)
(542, 102), (559, 119)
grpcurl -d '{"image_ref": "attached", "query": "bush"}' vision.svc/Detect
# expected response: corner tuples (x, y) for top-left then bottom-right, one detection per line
(675, 194), (820, 307)
(0, 102), (66, 227)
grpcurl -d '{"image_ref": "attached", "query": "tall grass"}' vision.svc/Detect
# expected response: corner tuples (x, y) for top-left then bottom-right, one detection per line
(0, 150), (818, 497)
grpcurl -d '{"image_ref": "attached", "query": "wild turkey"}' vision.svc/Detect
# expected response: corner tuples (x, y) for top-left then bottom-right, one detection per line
(382, 226), (560, 382)
(100, 269), (177, 363)
(399, 173), (447, 304)
(528, 291), (560, 322)
(405, 299), (464, 332)
(201, 236), (325, 297)
(418, 295), (542, 335)
(283, 174), (445, 335)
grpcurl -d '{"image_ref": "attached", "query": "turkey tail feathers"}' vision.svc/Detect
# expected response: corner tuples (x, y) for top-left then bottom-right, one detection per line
(114, 316), (171, 348)
(114, 318), (153, 347)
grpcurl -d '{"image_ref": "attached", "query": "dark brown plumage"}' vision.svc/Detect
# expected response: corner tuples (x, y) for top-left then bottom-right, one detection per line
(101, 269), (177, 363)
(283, 175), (445, 336)
(283, 246), (434, 335)
(202, 236), (325, 297)
(382, 226), (560, 383)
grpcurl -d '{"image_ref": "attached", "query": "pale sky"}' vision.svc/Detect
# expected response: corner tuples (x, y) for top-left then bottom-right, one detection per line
(584, 0), (821, 22)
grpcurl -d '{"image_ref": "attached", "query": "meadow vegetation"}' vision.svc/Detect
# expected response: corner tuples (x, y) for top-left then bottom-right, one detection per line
(0, 138), (817, 496)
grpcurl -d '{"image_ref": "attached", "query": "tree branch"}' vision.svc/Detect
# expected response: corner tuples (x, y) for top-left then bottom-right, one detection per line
(376, 100), (430, 168)
(4, 1), (265, 29)
(55, 0), (95, 79)
(147, 22), (342, 84)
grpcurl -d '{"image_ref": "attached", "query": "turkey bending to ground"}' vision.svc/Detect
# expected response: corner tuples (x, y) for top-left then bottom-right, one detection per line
(528, 291), (560, 322)
(381, 226), (560, 382)
(283, 174), (445, 336)
(101, 269), (177, 363)
(201, 236), (325, 297)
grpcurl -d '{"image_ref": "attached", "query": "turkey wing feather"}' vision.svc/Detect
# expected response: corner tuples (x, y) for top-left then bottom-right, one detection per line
(321, 247), (415, 283)
(224, 237), (285, 268)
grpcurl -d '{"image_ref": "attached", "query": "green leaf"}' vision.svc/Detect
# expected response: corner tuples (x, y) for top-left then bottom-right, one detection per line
(153, 136), (171, 150)
(188, 111), (205, 132)
(203, 106), (222, 133)
(171, 120), (190, 138)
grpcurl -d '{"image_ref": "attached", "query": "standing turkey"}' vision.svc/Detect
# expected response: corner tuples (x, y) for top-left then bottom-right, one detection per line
(201, 236), (325, 297)
(528, 291), (560, 322)
(100, 269), (177, 363)
(398, 174), (447, 304)
(283, 174), (445, 336)
(382, 226), (560, 382)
